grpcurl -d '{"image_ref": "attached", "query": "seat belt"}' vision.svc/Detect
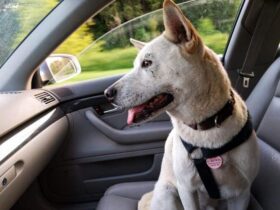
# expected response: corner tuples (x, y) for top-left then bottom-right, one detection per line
(236, 0), (279, 89)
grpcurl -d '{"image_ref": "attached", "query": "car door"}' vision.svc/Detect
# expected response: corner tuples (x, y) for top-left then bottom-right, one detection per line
(38, 75), (168, 203)
(34, 0), (243, 206)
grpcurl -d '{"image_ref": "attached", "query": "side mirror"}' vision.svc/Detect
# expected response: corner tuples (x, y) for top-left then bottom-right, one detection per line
(39, 54), (81, 85)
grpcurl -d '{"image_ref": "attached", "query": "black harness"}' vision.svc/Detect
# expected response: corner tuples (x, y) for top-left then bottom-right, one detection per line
(181, 105), (253, 199)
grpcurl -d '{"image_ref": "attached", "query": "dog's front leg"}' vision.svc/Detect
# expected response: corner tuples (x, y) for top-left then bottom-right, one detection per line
(138, 131), (183, 210)
(177, 187), (200, 210)
(149, 181), (183, 210)
(227, 188), (250, 210)
(138, 183), (182, 210)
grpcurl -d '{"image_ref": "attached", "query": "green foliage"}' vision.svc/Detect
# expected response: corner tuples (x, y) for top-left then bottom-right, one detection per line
(83, 0), (241, 51)
(58, 68), (131, 85)
(89, 0), (163, 38)
(0, 1), (19, 65)
(51, 0), (242, 87)
(15, 0), (58, 43)
(202, 33), (228, 54)
(181, 0), (240, 33)
(79, 44), (137, 72)
(1, 0), (241, 88)
(54, 20), (95, 55)
(197, 18), (217, 35)
(0, 0), (58, 66)
(197, 18), (229, 54)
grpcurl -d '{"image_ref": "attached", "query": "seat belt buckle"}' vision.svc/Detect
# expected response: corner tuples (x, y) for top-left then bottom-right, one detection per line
(238, 70), (255, 88)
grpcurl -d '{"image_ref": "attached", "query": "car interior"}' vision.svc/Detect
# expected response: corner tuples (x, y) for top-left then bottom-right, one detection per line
(0, 0), (280, 210)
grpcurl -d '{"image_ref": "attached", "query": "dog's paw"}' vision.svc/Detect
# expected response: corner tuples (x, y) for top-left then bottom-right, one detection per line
(138, 191), (153, 210)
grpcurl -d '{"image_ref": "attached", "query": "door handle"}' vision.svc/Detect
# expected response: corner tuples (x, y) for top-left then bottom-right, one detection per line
(103, 106), (124, 114)
(85, 110), (172, 145)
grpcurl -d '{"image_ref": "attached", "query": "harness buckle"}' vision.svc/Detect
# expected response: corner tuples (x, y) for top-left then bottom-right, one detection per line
(214, 115), (220, 128)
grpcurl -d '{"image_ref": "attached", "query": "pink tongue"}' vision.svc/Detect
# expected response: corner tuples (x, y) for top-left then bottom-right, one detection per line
(127, 105), (145, 125)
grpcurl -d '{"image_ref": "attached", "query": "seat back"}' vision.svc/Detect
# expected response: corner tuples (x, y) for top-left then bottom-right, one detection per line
(246, 57), (280, 210)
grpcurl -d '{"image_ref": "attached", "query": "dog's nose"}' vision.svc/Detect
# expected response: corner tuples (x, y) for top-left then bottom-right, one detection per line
(104, 87), (117, 101)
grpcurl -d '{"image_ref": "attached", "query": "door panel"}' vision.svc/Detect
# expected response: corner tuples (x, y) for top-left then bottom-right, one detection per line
(62, 107), (166, 160)
(40, 76), (171, 203)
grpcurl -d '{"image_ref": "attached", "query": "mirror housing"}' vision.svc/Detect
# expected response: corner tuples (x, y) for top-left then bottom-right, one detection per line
(39, 54), (81, 85)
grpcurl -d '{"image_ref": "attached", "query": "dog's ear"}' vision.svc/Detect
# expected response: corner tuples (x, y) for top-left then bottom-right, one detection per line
(130, 38), (146, 50)
(163, 0), (202, 53)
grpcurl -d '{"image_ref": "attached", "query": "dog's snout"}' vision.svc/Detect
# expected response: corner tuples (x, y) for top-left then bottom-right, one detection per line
(104, 87), (117, 101)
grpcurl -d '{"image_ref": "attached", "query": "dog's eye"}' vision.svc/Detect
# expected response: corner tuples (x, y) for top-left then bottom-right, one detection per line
(141, 59), (152, 68)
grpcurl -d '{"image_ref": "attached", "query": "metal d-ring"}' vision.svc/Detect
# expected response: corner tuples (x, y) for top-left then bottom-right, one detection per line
(214, 116), (220, 128)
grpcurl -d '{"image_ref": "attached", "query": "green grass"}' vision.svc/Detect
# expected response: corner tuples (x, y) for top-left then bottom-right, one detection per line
(60, 68), (131, 85)
(79, 46), (137, 72)
(52, 30), (228, 87)
(53, 46), (136, 86)
(202, 33), (228, 54)
(198, 18), (229, 54)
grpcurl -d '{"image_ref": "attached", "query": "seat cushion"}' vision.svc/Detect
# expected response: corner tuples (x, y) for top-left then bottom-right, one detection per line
(96, 182), (155, 210)
(248, 194), (263, 210)
(96, 181), (261, 210)
(246, 58), (280, 210)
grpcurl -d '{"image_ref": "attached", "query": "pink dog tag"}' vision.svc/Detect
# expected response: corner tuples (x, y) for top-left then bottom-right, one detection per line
(206, 156), (223, 169)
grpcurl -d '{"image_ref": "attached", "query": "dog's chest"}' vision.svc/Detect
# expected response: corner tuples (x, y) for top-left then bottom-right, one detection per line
(171, 134), (253, 199)
(172, 136), (202, 191)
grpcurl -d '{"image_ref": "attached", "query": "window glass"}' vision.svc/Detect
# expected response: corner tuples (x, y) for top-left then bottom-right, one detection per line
(51, 0), (242, 85)
(0, 0), (59, 68)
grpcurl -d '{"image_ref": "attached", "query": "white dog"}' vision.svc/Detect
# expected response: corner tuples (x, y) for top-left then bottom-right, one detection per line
(104, 0), (259, 209)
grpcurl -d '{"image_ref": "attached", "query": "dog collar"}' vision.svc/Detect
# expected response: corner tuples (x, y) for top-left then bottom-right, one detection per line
(181, 113), (253, 199)
(188, 90), (235, 130)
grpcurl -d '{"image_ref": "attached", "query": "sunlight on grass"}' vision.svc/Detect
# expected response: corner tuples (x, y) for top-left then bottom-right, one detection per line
(57, 68), (131, 85)
(202, 33), (228, 54)
(51, 18), (229, 87)
(52, 30), (228, 87)
(79, 47), (137, 72)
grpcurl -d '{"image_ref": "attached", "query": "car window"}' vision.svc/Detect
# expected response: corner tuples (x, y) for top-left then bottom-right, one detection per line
(49, 0), (242, 86)
(0, 0), (59, 68)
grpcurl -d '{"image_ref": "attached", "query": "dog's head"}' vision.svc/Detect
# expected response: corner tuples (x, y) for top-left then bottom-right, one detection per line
(105, 0), (221, 125)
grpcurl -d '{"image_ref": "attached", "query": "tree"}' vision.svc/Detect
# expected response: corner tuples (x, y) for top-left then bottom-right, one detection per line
(86, 0), (240, 51)
(0, 0), (59, 65)
(0, 0), (20, 65)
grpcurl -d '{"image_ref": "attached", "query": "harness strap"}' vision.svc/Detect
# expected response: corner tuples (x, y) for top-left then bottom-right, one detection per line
(181, 140), (221, 199)
(201, 116), (253, 158)
(181, 113), (253, 199)
(193, 158), (221, 199)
